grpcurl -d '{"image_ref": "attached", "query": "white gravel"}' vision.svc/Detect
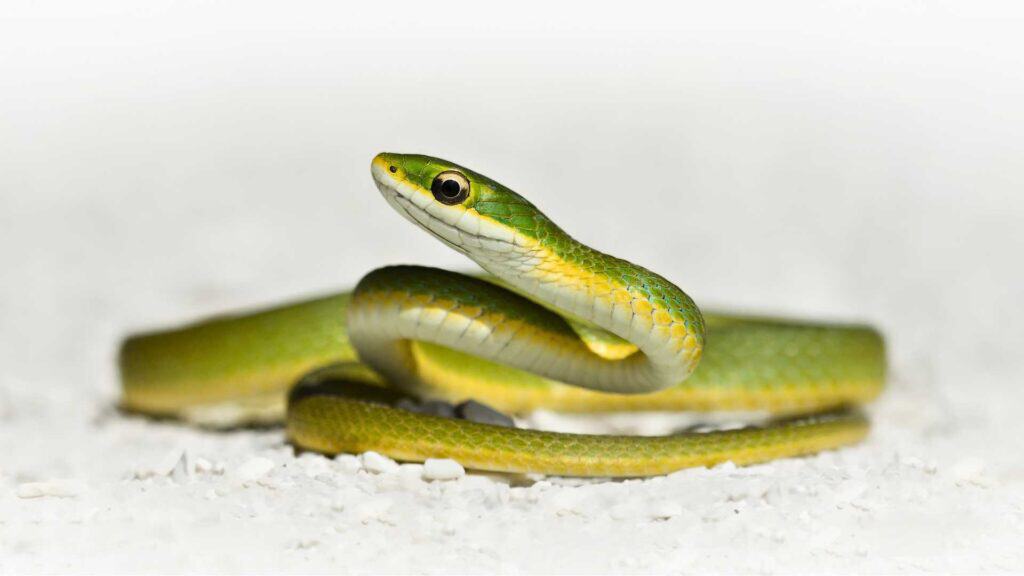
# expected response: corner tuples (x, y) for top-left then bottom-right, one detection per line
(15, 481), (85, 500)
(422, 459), (467, 482)
(234, 457), (276, 483)
(361, 452), (401, 475)
(3, 2), (1024, 573)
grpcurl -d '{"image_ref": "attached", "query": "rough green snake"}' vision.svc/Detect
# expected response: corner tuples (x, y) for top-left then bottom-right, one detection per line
(119, 153), (885, 477)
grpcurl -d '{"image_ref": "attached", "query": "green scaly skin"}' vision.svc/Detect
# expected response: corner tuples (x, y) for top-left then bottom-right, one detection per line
(119, 153), (885, 476)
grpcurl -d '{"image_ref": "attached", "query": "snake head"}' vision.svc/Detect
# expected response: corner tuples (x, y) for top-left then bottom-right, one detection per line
(370, 152), (563, 260)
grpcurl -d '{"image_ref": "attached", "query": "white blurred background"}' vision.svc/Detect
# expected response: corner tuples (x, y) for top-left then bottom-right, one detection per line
(2, 1), (1023, 572)
(3, 0), (1021, 407)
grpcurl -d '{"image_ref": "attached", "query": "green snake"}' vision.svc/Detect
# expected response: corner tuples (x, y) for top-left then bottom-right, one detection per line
(119, 153), (885, 477)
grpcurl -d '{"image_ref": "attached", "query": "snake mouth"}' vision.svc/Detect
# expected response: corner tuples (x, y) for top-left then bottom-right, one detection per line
(391, 194), (470, 256)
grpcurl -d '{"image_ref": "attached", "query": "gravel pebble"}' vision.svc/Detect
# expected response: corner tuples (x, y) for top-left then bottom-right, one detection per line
(360, 451), (399, 474)
(422, 458), (465, 481)
(455, 400), (515, 427)
(16, 479), (84, 499)
(395, 398), (456, 418)
(333, 454), (362, 473)
(135, 448), (187, 479)
(235, 457), (275, 482)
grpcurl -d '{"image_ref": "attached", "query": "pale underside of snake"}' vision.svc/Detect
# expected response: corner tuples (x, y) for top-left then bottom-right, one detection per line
(119, 153), (885, 477)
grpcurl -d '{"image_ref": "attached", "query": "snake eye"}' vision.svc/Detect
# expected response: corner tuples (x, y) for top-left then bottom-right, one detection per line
(431, 171), (471, 205)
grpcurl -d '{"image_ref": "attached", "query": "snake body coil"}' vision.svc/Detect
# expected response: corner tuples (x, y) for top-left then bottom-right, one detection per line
(120, 153), (885, 477)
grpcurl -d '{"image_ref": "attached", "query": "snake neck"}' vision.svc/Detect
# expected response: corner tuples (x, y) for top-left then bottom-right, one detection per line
(468, 229), (705, 390)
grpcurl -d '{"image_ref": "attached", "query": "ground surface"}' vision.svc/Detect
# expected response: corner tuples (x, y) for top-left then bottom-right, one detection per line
(3, 2), (1024, 574)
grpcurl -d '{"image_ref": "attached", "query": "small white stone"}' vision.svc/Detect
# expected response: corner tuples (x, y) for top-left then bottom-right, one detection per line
(170, 452), (191, 483)
(399, 463), (424, 477)
(158, 449), (184, 473)
(192, 457), (214, 474)
(714, 461), (738, 472)
(334, 454), (362, 473)
(397, 464), (425, 488)
(421, 458), (465, 481)
(235, 457), (275, 482)
(16, 479), (84, 499)
(135, 448), (186, 479)
(297, 454), (331, 477)
(360, 451), (399, 474)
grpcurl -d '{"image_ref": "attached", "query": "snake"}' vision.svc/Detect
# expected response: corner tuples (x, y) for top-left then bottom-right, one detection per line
(119, 153), (885, 477)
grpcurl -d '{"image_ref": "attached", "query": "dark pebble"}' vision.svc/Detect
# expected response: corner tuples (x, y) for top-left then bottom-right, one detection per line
(455, 400), (516, 428)
(420, 400), (457, 419)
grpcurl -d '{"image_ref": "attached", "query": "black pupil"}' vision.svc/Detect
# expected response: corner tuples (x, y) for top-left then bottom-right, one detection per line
(441, 178), (462, 197)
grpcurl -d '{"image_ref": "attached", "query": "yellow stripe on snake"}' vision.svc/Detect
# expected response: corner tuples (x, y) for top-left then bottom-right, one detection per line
(119, 153), (885, 477)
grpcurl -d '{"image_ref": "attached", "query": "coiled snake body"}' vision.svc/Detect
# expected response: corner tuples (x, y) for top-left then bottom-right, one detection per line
(120, 153), (885, 477)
